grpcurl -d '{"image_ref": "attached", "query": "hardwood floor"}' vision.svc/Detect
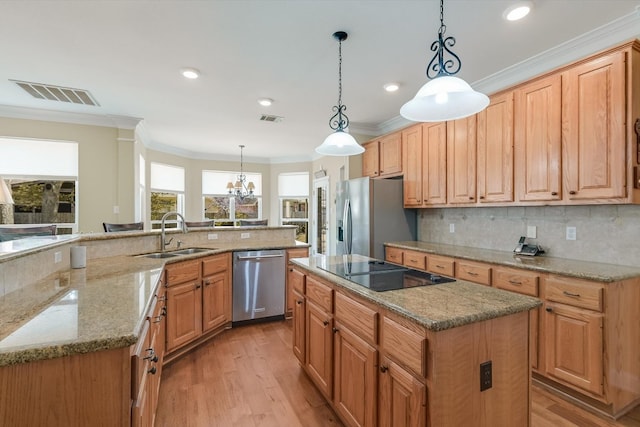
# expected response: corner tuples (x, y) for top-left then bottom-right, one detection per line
(156, 320), (640, 427)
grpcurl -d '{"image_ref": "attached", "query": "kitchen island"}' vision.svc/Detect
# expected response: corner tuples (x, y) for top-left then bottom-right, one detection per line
(290, 254), (541, 426)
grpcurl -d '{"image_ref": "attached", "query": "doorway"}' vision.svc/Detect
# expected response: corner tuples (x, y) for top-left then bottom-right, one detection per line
(312, 176), (329, 255)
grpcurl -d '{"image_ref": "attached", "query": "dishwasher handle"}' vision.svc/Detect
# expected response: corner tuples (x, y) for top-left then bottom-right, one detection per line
(236, 254), (285, 261)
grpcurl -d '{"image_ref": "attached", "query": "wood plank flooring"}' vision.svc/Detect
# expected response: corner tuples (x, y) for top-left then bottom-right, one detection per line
(156, 320), (640, 427)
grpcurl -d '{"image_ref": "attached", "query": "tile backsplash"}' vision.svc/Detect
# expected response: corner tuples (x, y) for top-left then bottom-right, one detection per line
(418, 205), (640, 267)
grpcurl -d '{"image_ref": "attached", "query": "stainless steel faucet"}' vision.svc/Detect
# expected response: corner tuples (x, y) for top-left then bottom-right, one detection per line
(160, 211), (188, 252)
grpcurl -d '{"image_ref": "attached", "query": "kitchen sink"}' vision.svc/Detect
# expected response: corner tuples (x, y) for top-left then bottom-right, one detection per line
(142, 252), (179, 259)
(136, 247), (214, 259)
(170, 248), (212, 255)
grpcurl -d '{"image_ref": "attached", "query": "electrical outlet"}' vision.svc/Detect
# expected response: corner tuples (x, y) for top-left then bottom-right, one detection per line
(527, 225), (537, 239)
(566, 226), (577, 241)
(113, 205), (120, 214)
(449, 223), (455, 233)
(480, 361), (492, 391)
(241, 233), (250, 239)
(54, 251), (62, 263)
(207, 233), (218, 240)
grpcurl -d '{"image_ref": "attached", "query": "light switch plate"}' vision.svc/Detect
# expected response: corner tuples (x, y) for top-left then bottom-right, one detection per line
(207, 233), (218, 240)
(527, 225), (537, 239)
(449, 224), (455, 233)
(566, 226), (577, 241)
(241, 233), (250, 239)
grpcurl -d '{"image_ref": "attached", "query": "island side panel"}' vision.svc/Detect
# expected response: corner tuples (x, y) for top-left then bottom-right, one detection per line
(427, 310), (530, 426)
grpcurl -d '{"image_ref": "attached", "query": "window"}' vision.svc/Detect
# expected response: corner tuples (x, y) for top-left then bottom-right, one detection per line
(202, 170), (262, 225)
(278, 172), (309, 242)
(150, 162), (184, 229)
(0, 138), (78, 234)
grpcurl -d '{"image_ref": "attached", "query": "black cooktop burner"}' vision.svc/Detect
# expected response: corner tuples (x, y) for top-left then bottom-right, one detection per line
(319, 260), (456, 292)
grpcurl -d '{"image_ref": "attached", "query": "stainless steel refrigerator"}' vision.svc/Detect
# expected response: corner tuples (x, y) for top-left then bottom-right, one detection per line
(336, 177), (416, 260)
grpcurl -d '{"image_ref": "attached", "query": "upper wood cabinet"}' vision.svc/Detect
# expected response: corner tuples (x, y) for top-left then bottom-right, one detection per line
(515, 73), (563, 202)
(423, 122), (448, 205)
(562, 50), (627, 201)
(402, 124), (423, 207)
(447, 115), (477, 204)
(362, 133), (402, 178)
(477, 91), (514, 203)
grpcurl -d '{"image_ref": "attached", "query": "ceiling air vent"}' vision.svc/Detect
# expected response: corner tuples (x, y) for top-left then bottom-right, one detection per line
(11, 80), (100, 106)
(259, 114), (284, 123)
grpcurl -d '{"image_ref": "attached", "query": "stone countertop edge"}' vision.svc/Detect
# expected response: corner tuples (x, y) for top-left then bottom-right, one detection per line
(290, 257), (541, 333)
(385, 241), (640, 283)
(0, 243), (307, 367)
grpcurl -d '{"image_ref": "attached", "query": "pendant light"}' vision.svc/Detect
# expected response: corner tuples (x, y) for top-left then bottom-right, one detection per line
(225, 145), (256, 203)
(400, 0), (489, 122)
(315, 31), (364, 157)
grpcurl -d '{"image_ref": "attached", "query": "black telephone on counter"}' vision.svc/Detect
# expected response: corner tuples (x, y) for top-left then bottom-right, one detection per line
(513, 236), (544, 256)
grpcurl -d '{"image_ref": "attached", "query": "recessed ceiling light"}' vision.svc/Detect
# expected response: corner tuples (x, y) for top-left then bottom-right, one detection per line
(181, 68), (200, 79)
(384, 83), (400, 92)
(258, 98), (273, 107)
(503, 1), (532, 21)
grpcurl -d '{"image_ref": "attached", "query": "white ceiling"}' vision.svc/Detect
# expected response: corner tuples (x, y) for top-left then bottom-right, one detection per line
(1, 1), (639, 163)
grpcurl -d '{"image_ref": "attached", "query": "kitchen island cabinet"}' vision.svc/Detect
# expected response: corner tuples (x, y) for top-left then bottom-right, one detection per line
(291, 255), (540, 426)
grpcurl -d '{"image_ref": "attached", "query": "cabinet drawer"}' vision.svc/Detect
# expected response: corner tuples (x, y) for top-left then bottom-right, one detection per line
(426, 255), (455, 277)
(202, 253), (229, 276)
(403, 250), (426, 270)
(306, 276), (333, 313)
(385, 247), (404, 265)
(335, 292), (378, 345)
(289, 268), (305, 294)
(287, 247), (309, 259)
(456, 260), (491, 286)
(545, 276), (604, 312)
(493, 267), (539, 297)
(165, 259), (200, 285)
(381, 316), (426, 377)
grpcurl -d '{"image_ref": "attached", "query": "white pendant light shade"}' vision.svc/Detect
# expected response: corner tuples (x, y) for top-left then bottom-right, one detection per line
(0, 177), (14, 204)
(315, 130), (364, 156)
(400, 76), (490, 122)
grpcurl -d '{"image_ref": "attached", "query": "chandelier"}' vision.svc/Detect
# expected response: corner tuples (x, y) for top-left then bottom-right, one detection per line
(400, 0), (489, 122)
(226, 145), (255, 202)
(315, 31), (364, 156)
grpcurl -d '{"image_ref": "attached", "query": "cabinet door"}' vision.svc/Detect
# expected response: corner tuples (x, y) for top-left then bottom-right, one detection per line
(202, 271), (229, 333)
(362, 141), (380, 178)
(402, 125), (423, 207)
(292, 290), (306, 365)
(306, 300), (333, 400)
(447, 115), (477, 204)
(477, 91), (514, 203)
(333, 322), (378, 427)
(515, 74), (562, 201)
(286, 250), (308, 317)
(544, 302), (604, 396)
(422, 122), (447, 205)
(562, 51), (626, 200)
(166, 281), (202, 352)
(379, 133), (402, 177)
(379, 356), (426, 427)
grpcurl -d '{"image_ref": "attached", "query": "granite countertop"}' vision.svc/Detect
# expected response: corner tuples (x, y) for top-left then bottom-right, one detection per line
(291, 255), (541, 332)
(386, 241), (640, 282)
(0, 242), (306, 367)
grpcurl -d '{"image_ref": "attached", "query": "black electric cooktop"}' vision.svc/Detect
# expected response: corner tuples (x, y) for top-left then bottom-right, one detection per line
(319, 260), (455, 292)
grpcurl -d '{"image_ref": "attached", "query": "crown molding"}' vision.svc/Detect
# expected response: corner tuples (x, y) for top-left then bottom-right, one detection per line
(0, 104), (141, 130)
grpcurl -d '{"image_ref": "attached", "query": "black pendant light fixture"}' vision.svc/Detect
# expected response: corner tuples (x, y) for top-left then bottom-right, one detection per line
(315, 31), (364, 156)
(400, 0), (489, 122)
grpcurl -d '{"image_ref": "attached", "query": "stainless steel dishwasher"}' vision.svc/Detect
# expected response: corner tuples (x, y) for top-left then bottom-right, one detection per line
(232, 249), (286, 323)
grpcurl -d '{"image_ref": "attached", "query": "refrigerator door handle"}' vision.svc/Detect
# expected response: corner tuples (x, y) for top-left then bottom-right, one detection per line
(344, 198), (352, 255)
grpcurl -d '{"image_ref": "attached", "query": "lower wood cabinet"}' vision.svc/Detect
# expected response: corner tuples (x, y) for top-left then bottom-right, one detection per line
(286, 248), (309, 317)
(306, 299), (333, 400)
(378, 355), (426, 427)
(292, 289), (306, 364)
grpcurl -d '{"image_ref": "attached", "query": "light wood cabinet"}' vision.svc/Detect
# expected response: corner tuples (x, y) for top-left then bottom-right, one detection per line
(166, 279), (202, 351)
(292, 289), (306, 364)
(455, 259), (491, 286)
(402, 125), (423, 206)
(562, 50), (626, 201)
(447, 115), (477, 204)
(286, 247), (309, 318)
(515, 73), (563, 202)
(306, 299), (333, 400)
(378, 355), (426, 427)
(477, 91), (514, 203)
(422, 122), (448, 205)
(425, 254), (455, 277)
(362, 133), (403, 178)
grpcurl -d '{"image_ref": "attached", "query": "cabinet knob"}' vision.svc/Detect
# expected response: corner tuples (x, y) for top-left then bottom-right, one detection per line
(479, 196), (485, 199)
(551, 192), (558, 196)
(380, 365), (388, 373)
(332, 327), (339, 334)
(195, 284), (201, 289)
(296, 300), (303, 305)
(545, 307), (552, 313)
(469, 196), (474, 200)
(204, 280), (211, 286)
(148, 366), (157, 375)
(323, 320), (329, 326)
(569, 190), (577, 195)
